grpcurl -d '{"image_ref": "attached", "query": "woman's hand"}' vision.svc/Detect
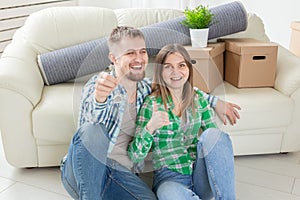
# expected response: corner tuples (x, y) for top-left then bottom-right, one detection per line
(146, 102), (169, 133)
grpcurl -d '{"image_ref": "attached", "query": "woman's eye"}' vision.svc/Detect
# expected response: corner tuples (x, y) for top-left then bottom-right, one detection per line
(163, 65), (170, 69)
(179, 63), (186, 68)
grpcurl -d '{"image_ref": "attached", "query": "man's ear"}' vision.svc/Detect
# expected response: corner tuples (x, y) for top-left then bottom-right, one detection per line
(109, 53), (116, 64)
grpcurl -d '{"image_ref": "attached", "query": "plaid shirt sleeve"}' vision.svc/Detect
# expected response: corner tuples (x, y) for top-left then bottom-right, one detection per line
(195, 87), (219, 108)
(128, 96), (154, 163)
(204, 92), (218, 108)
(78, 75), (109, 127)
(195, 88), (218, 130)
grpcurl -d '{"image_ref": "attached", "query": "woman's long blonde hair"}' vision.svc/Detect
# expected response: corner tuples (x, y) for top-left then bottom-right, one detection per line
(151, 44), (195, 115)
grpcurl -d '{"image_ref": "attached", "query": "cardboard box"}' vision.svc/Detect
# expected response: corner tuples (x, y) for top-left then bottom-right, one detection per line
(290, 21), (300, 57)
(223, 38), (278, 88)
(184, 43), (225, 93)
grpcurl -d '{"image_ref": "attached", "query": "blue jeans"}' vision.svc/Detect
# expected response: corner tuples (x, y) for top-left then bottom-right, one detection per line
(61, 123), (157, 200)
(154, 128), (236, 200)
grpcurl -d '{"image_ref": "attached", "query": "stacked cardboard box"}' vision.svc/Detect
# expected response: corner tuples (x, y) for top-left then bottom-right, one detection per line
(184, 39), (278, 92)
(184, 43), (225, 93)
(222, 38), (278, 88)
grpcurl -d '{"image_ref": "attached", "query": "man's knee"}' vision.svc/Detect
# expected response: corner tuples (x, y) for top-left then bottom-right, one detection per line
(75, 123), (108, 144)
(77, 123), (107, 138)
(73, 123), (110, 161)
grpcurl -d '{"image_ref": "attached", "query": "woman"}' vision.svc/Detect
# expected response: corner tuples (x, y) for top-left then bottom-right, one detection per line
(128, 44), (236, 200)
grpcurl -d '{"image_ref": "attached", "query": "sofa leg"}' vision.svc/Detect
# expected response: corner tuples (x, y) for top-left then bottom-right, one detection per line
(280, 152), (288, 154)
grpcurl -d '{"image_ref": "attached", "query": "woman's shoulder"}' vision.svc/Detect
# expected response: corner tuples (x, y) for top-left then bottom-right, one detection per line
(143, 94), (164, 107)
(143, 94), (159, 103)
(193, 87), (210, 106)
(193, 87), (205, 98)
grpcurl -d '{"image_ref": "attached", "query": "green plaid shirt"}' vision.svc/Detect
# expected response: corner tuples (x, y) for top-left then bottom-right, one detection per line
(128, 88), (217, 175)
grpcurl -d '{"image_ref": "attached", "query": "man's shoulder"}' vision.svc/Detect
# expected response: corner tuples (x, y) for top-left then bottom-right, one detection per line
(137, 78), (152, 94)
(140, 78), (152, 86)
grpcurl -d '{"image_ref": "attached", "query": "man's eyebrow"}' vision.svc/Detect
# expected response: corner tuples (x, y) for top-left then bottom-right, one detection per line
(125, 47), (147, 52)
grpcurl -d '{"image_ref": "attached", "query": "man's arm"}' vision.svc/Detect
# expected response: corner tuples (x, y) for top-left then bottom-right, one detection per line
(215, 100), (241, 125)
(78, 72), (118, 127)
(198, 89), (241, 126)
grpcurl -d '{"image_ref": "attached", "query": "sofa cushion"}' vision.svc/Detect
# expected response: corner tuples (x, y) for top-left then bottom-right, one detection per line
(275, 45), (300, 96)
(32, 83), (85, 143)
(115, 8), (184, 28)
(21, 7), (118, 54)
(212, 82), (293, 131)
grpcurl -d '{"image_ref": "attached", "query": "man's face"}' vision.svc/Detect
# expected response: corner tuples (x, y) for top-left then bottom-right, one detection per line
(110, 37), (148, 82)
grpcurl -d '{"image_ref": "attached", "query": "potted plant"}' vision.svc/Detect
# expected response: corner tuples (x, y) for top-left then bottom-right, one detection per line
(181, 5), (214, 48)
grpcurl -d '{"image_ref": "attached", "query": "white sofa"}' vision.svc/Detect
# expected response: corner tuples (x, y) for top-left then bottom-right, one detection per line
(1, 6), (300, 168)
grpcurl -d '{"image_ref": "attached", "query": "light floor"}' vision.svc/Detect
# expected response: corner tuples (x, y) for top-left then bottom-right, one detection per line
(1, 135), (300, 200)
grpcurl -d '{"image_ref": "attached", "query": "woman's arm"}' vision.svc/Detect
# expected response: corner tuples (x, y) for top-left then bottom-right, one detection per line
(195, 89), (218, 130)
(128, 97), (155, 163)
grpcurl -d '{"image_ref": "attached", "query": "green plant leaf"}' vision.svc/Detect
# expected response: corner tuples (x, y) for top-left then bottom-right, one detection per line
(181, 5), (214, 29)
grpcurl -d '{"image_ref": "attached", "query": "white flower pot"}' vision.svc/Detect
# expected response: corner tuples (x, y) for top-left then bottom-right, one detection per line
(190, 28), (209, 48)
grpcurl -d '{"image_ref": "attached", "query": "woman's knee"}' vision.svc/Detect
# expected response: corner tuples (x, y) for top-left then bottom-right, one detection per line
(156, 181), (200, 200)
(198, 128), (232, 157)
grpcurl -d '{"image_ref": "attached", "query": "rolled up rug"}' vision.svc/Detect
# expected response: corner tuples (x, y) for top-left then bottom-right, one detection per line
(38, 1), (247, 85)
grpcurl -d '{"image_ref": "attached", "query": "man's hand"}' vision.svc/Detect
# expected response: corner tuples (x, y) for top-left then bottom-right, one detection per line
(94, 72), (118, 103)
(215, 99), (241, 125)
(146, 102), (169, 134)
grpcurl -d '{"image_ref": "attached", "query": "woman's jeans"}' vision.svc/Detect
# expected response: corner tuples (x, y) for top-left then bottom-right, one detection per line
(154, 128), (236, 200)
(60, 123), (157, 200)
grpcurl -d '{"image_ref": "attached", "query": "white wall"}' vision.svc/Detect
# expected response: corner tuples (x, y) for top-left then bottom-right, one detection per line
(191, 0), (300, 49)
(78, 0), (300, 49)
(78, 0), (186, 9)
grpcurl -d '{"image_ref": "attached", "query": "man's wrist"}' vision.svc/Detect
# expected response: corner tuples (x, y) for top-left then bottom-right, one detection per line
(212, 96), (219, 108)
(93, 96), (107, 108)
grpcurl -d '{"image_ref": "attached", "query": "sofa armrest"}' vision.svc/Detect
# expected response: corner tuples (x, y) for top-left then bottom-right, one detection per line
(0, 42), (44, 106)
(0, 41), (44, 167)
(274, 45), (300, 96)
(0, 89), (38, 167)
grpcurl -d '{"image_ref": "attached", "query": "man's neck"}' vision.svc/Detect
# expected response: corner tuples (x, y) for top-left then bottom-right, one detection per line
(119, 79), (137, 103)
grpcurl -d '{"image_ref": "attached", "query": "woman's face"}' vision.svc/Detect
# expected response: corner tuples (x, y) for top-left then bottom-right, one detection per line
(162, 52), (190, 92)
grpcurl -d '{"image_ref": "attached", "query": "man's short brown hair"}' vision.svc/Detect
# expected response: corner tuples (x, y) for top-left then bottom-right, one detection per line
(108, 26), (145, 52)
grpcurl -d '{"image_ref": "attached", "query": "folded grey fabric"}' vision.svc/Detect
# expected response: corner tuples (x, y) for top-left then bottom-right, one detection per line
(38, 38), (110, 85)
(209, 1), (248, 39)
(38, 1), (247, 85)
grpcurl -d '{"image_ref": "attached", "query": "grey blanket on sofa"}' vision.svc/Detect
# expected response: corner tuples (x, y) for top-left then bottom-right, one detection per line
(38, 1), (247, 85)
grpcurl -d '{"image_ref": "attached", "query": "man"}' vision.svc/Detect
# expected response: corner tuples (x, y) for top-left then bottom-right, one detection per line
(61, 26), (240, 200)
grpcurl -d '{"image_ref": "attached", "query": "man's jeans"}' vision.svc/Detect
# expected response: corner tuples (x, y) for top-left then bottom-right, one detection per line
(60, 123), (157, 200)
(154, 128), (236, 200)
